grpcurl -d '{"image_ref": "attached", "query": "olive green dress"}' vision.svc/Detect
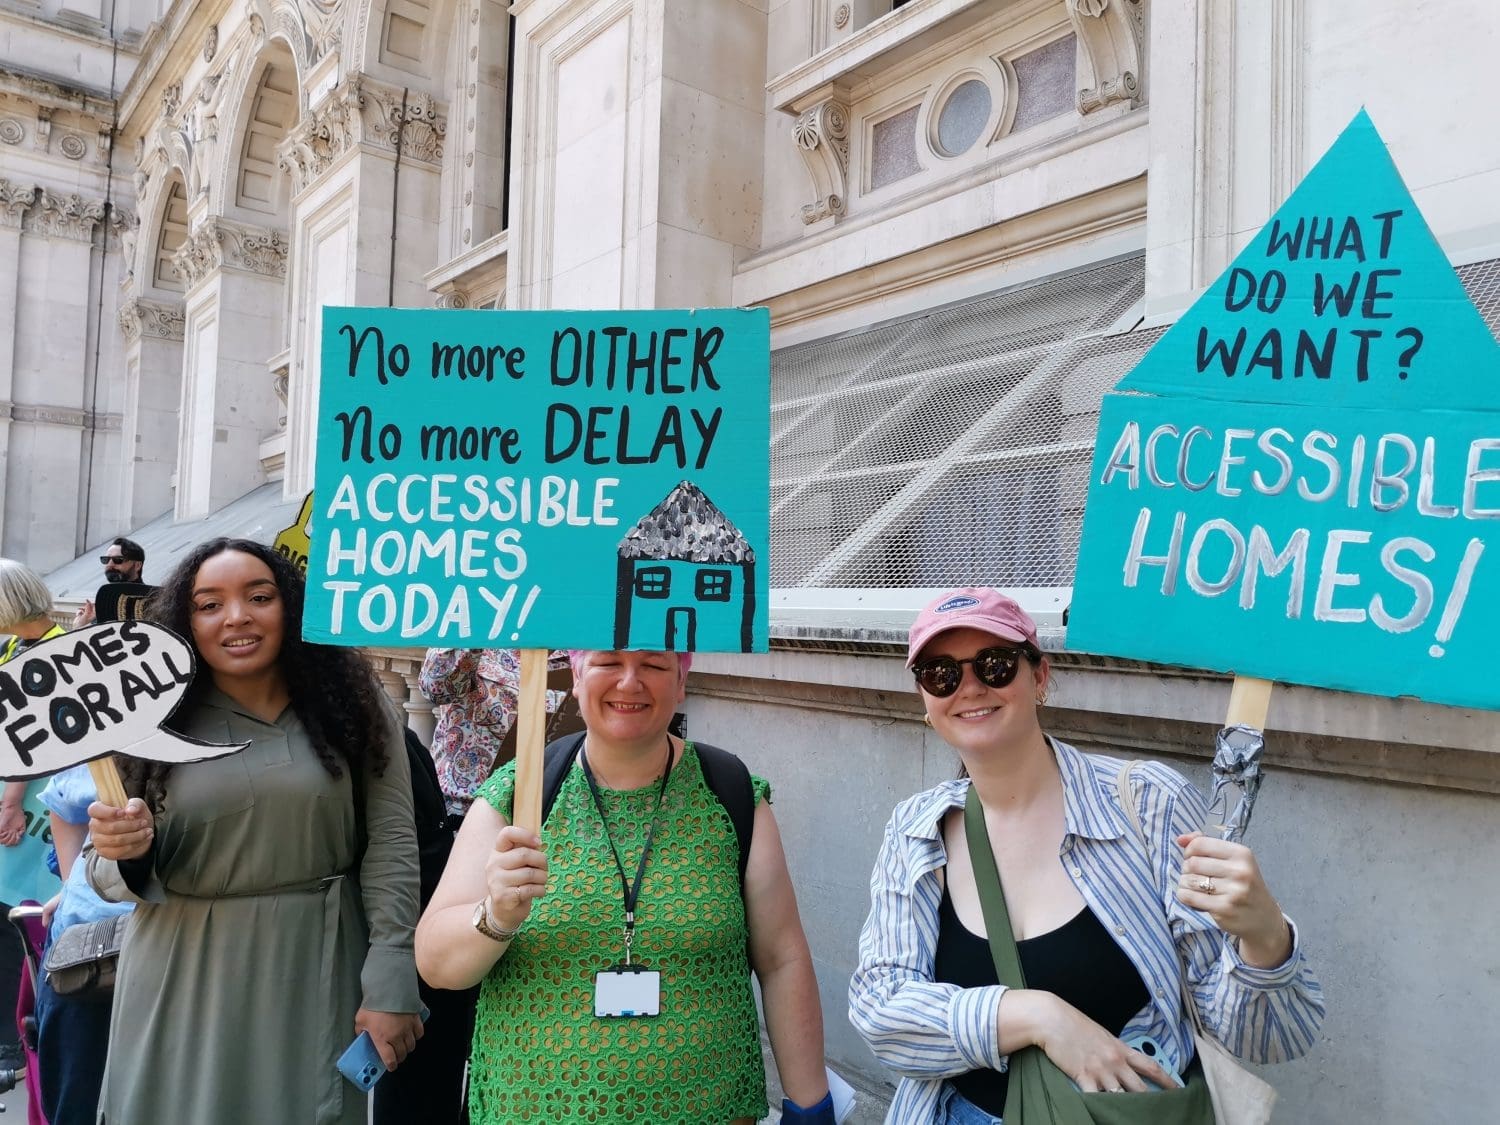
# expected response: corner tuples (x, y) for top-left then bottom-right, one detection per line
(87, 691), (421, 1125)
(468, 745), (771, 1124)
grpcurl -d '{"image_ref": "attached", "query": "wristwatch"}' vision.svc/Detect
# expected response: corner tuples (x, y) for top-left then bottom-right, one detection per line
(472, 897), (522, 943)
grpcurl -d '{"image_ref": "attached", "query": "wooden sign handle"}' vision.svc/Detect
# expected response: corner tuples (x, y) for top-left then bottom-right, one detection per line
(1224, 675), (1274, 730)
(510, 649), (551, 832)
(88, 756), (130, 809)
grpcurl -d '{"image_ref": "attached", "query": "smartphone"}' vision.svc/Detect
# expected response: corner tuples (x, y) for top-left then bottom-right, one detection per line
(336, 1006), (430, 1091)
(1122, 1033), (1184, 1089)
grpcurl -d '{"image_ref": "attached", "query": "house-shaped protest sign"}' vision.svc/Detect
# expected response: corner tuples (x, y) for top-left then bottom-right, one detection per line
(615, 481), (757, 652)
(1068, 110), (1500, 710)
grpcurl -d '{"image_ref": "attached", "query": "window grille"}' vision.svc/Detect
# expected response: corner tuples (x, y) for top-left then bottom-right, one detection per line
(769, 254), (1500, 604)
(770, 255), (1150, 592)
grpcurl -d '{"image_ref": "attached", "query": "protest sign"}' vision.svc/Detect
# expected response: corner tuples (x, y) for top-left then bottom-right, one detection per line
(0, 622), (248, 781)
(304, 307), (771, 653)
(274, 492), (315, 576)
(1069, 110), (1500, 710)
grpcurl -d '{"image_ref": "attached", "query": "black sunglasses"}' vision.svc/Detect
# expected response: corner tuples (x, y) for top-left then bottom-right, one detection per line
(912, 646), (1027, 697)
(99, 555), (129, 565)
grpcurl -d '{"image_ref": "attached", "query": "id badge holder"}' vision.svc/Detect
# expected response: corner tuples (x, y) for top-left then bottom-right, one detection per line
(594, 963), (661, 1018)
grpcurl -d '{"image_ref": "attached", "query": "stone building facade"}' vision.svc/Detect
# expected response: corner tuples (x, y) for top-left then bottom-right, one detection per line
(6, 0), (1500, 1119)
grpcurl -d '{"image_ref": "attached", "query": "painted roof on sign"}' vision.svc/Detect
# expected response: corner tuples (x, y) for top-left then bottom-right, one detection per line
(618, 481), (755, 565)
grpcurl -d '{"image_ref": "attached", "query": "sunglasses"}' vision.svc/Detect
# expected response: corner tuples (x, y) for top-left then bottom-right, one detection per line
(912, 646), (1028, 697)
(99, 555), (129, 565)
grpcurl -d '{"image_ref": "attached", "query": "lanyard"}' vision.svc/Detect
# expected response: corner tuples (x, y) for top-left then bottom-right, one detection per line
(579, 738), (674, 965)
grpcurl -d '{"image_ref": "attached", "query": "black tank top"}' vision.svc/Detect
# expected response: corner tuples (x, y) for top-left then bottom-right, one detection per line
(933, 874), (1150, 1116)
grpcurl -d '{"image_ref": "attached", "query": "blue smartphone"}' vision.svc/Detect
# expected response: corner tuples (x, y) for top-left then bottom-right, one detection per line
(337, 1006), (430, 1091)
(1122, 1034), (1184, 1089)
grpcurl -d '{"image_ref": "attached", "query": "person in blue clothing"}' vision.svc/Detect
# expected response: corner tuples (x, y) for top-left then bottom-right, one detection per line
(848, 588), (1326, 1125)
(36, 764), (133, 1125)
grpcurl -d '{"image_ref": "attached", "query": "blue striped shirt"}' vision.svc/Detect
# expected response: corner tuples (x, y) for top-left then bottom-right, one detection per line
(848, 738), (1324, 1123)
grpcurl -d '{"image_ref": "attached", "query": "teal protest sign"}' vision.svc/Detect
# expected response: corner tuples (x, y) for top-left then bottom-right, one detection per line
(1069, 111), (1500, 709)
(304, 307), (769, 652)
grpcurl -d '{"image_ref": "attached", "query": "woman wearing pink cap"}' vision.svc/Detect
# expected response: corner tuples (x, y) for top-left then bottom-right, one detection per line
(849, 588), (1324, 1124)
(416, 649), (835, 1125)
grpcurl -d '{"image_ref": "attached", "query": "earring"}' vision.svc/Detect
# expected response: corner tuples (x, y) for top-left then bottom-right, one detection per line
(1035, 690), (1048, 706)
(922, 714), (933, 727)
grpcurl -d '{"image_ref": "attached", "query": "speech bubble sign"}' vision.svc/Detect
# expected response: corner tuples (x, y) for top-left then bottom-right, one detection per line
(0, 621), (249, 781)
(1068, 110), (1500, 709)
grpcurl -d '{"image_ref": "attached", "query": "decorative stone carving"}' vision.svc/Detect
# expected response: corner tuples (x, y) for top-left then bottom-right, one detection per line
(269, 354), (290, 427)
(59, 134), (86, 160)
(834, 4), (850, 29)
(97, 123), (112, 160)
(35, 106), (51, 151)
(435, 291), (469, 310)
(1069, 0), (1144, 114)
(0, 178), (36, 230)
(24, 190), (106, 241)
(0, 118), (22, 145)
(172, 217), (289, 288)
(118, 297), (186, 343)
(203, 24), (218, 62)
(115, 208), (140, 286)
(279, 74), (448, 195)
(793, 97), (850, 225)
(162, 82), (182, 117)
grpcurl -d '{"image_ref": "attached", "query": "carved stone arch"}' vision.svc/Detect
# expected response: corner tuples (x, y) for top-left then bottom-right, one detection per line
(266, 0), (315, 95)
(217, 42), (302, 224)
(144, 172), (191, 298)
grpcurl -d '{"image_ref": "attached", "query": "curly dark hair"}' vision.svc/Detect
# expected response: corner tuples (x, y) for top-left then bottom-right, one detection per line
(119, 537), (389, 811)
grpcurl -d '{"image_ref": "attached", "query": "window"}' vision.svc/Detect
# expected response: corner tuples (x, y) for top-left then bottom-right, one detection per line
(634, 567), (671, 598)
(769, 256), (1149, 602)
(696, 570), (732, 602)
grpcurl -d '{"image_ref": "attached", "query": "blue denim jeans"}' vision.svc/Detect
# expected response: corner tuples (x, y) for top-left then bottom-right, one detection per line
(938, 1083), (1004, 1125)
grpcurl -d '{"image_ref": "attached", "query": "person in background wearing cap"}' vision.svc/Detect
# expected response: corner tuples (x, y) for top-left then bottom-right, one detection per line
(848, 588), (1325, 1124)
(415, 648), (835, 1125)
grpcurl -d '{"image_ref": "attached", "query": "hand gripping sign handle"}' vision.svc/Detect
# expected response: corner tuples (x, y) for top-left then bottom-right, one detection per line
(509, 649), (551, 832)
(88, 756), (130, 809)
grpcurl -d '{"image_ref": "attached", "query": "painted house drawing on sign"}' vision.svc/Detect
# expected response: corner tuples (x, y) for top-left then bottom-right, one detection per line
(615, 482), (756, 652)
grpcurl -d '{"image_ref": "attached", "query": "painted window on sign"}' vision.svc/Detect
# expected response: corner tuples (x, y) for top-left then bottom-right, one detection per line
(696, 570), (733, 602)
(634, 567), (671, 598)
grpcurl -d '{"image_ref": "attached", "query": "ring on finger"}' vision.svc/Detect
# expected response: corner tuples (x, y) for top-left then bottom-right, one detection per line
(1196, 876), (1216, 894)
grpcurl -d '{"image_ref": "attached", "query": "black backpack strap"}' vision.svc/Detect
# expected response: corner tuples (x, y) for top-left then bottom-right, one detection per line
(537, 733), (756, 892)
(689, 741), (756, 890)
(539, 731), (588, 824)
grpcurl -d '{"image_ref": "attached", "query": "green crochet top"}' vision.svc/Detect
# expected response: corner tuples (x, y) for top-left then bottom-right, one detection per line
(469, 744), (772, 1124)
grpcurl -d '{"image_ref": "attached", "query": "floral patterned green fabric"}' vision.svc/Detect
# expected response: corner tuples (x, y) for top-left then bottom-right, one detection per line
(470, 744), (771, 1124)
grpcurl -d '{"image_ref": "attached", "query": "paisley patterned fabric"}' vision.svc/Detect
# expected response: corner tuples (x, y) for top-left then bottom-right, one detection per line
(470, 745), (771, 1124)
(419, 648), (568, 816)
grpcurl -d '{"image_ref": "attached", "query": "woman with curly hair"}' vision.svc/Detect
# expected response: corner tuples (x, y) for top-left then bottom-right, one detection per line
(86, 537), (424, 1124)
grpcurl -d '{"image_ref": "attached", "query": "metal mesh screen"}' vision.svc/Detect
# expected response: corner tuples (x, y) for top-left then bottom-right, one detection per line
(770, 255), (1149, 588)
(770, 255), (1500, 593)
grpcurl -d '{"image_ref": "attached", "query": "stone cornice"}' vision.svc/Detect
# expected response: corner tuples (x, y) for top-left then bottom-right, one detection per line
(22, 188), (106, 241)
(0, 177), (35, 230)
(0, 62), (116, 118)
(279, 73), (447, 197)
(172, 216), (288, 289)
(0, 401), (122, 430)
(118, 296), (186, 342)
(116, 0), (231, 133)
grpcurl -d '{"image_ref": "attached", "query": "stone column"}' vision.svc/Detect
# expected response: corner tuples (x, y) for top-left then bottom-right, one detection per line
(0, 179), (36, 545)
(508, 0), (767, 310)
(171, 217), (287, 519)
(118, 296), (186, 525)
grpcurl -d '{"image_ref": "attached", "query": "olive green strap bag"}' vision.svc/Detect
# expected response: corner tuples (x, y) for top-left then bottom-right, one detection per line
(962, 784), (1215, 1125)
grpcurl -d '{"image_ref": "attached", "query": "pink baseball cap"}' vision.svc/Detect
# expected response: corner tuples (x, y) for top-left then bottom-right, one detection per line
(906, 587), (1039, 667)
